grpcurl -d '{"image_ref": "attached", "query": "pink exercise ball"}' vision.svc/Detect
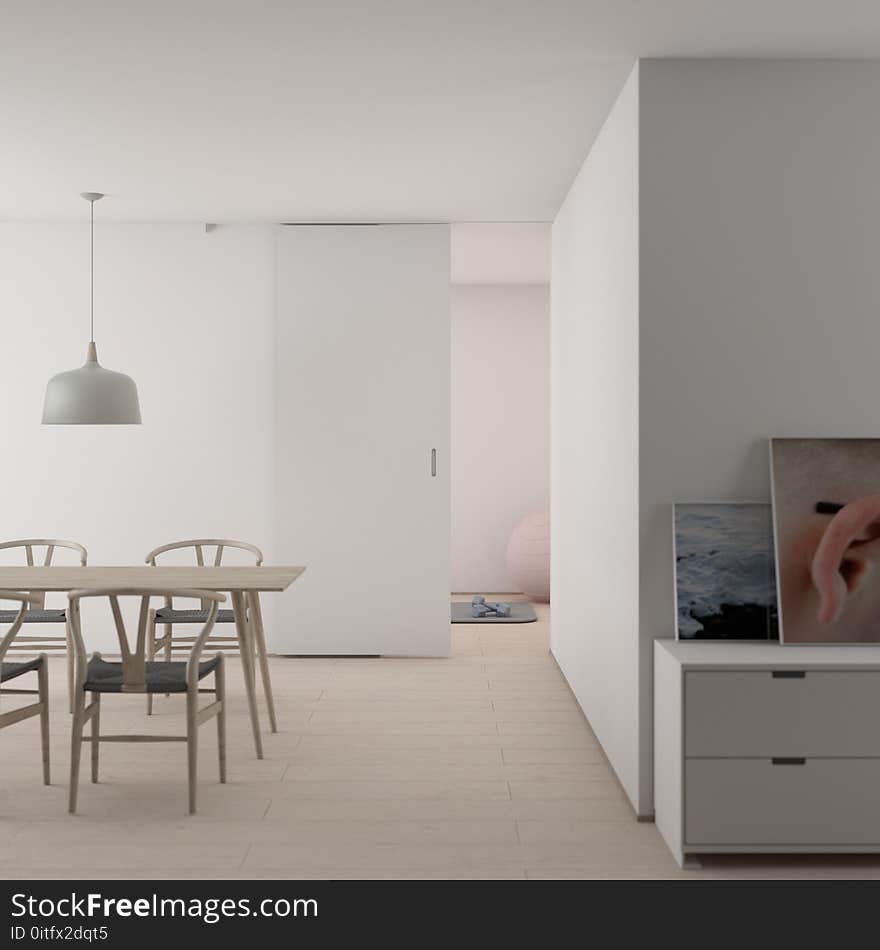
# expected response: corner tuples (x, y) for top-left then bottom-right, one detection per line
(506, 511), (550, 603)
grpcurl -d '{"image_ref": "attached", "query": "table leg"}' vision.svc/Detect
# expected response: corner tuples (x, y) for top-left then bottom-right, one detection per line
(247, 590), (278, 733)
(231, 590), (263, 759)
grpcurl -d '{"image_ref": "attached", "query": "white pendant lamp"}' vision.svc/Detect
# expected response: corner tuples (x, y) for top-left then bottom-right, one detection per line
(42, 192), (142, 425)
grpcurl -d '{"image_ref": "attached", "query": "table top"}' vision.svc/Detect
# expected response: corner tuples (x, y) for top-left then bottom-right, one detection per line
(0, 565), (305, 593)
(656, 638), (880, 670)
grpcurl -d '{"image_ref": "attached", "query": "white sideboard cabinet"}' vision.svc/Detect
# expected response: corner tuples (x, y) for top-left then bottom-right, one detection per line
(654, 639), (880, 867)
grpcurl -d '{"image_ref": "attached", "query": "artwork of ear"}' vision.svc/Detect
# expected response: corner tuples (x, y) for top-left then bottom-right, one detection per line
(770, 438), (880, 643)
(673, 502), (779, 640)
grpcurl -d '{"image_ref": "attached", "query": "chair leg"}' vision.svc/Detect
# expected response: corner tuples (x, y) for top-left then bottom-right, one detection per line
(216, 655), (227, 784)
(186, 688), (198, 815)
(68, 688), (86, 814)
(91, 692), (100, 783)
(146, 610), (157, 716)
(38, 655), (50, 785)
(249, 592), (278, 733)
(65, 618), (75, 714)
(164, 622), (173, 698)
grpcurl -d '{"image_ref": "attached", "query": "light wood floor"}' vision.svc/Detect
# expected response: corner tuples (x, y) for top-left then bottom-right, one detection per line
(3, 597), (880, 879)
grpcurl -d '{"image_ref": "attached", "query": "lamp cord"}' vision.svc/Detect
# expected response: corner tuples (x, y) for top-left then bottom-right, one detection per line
(90, 198), (94, 343)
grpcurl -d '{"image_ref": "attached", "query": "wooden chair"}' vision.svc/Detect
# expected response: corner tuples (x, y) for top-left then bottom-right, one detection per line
(0, 591), (50, 785)
(67, 588), (227, 815)
(0, 539), (88, 713)
(144, 539), (276, 730)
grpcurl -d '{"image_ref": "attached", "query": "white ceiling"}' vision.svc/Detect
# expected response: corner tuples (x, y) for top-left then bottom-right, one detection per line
(4, 1), (880, 222)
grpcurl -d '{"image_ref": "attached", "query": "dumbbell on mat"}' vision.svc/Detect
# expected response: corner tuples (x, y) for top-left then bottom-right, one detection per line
(471, 597), (513, 618)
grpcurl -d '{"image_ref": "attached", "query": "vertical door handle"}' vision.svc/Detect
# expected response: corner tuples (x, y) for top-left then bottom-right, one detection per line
(431, 448), (437, 477)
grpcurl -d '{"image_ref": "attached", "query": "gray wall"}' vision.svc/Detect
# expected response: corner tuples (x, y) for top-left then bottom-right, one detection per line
(639, 60), (880, 811)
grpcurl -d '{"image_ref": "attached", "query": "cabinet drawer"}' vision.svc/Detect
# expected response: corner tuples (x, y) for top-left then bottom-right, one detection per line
(686, 758), (880, 845)
(685, 671), (880, 757)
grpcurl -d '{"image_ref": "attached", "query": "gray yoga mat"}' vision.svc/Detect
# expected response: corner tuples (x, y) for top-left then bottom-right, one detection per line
(450, 601), (538, 624)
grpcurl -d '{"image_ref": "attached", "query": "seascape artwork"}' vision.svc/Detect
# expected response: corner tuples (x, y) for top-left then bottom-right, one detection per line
(674, 502), (779, 640)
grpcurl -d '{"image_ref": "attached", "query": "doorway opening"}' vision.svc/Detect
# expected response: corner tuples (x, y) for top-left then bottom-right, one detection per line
(449, 223), (551, 657)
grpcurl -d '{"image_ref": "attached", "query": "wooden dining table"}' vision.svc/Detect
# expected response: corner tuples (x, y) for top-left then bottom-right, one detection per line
(0, 565), (305, 759)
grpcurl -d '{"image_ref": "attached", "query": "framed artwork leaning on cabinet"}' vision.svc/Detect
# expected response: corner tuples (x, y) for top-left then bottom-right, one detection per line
(673, 501), (778, 641)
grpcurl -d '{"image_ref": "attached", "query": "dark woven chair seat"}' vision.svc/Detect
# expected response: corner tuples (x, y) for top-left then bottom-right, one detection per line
(1, 657), (43, 682)
(0, 609), (66, 623)
(155, 608), (236, 624)
(85, 656), (221, 693)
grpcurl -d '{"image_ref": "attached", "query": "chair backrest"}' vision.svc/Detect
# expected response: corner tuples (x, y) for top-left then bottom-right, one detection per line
(67, 588), (225, 693)
(0, 591), (43, 667)
(0, 539), (88, 609)
(145, 539), (262, 610)
(145, 539), (263, 567)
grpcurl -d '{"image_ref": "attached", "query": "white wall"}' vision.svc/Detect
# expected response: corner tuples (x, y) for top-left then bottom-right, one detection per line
(451, 224), (551, 285)
(451, 284), (549, 592)
(637, 59), (880, 812)
(0, 223), (275, 649)
(552, 59), (880, 817)
(551, 65), (641, 809)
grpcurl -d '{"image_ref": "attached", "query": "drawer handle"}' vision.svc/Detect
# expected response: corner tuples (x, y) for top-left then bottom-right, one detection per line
(771, 757), (806, 766)
(772, 670), (805, 679)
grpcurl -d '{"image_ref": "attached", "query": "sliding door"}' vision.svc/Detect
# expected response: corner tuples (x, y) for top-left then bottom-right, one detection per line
(273, 225), (450, 655)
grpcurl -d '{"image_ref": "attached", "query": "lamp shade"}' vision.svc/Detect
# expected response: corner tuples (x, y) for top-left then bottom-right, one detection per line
(42, 342), (141, 425)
